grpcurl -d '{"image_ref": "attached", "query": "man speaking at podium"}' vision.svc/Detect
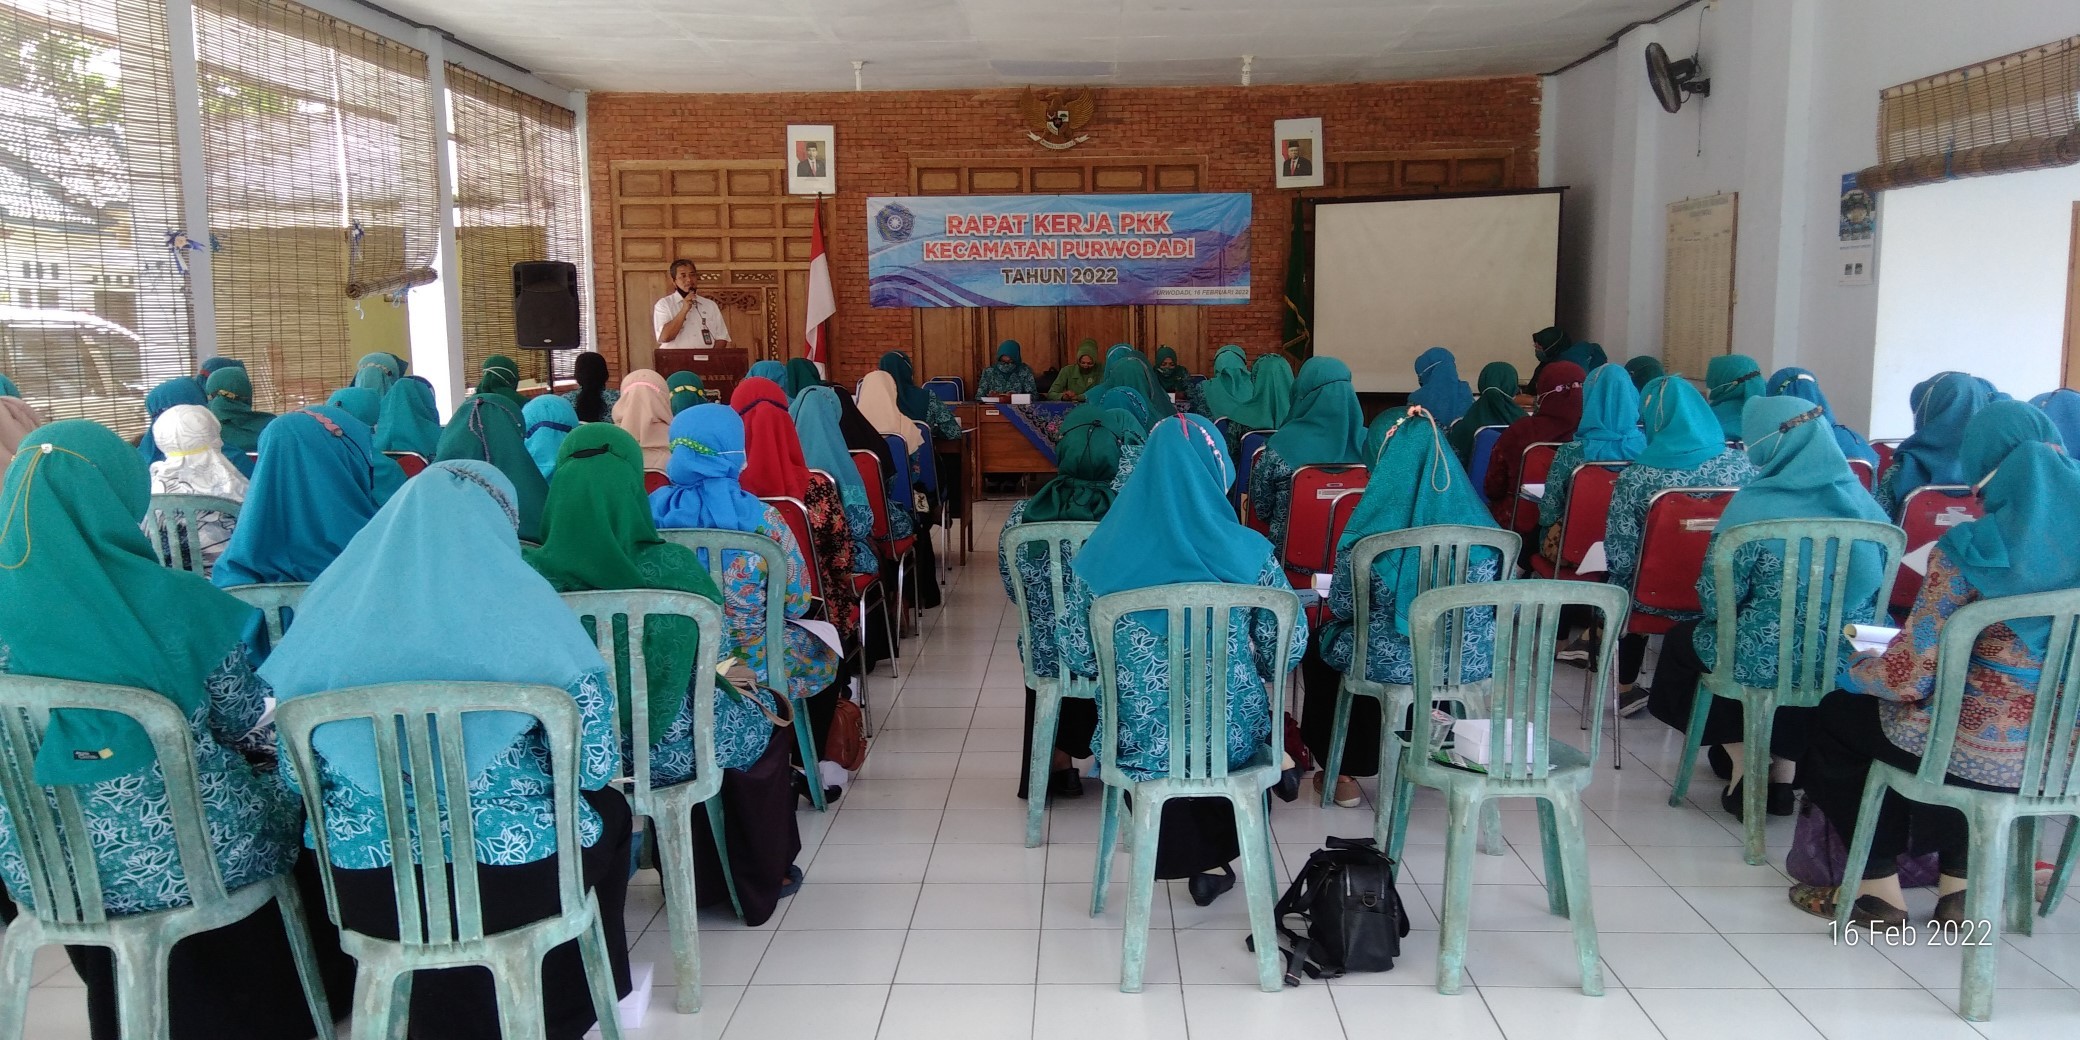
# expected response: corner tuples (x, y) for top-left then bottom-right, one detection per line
(654, 258), (732, 353)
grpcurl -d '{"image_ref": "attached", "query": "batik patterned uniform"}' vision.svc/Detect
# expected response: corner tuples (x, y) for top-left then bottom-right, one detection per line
(1602, 450), (1757, 615)
(997, 442), (1142, 680)
(1320, 553), (1498, 686)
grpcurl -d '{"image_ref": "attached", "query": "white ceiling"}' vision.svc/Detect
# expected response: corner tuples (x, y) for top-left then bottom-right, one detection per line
(377, 0), (1674, 94)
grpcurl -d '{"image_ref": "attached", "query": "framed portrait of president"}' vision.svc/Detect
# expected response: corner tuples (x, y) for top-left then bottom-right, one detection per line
(1273, 117), (1324, 189)
(787, 124), (835, 195)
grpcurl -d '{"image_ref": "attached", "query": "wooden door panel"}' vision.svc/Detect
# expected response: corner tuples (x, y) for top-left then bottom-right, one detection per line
(623, 270), (670, 373)
(1062, 307), (1132, 358)
(916, 308), (977, 385)
(1146, 306), (1206, 374)
(708, 288), (773, 363)
(986, 308), (1061, 378)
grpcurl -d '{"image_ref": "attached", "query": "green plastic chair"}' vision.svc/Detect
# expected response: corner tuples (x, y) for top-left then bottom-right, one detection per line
(223, 581), (311, 650)
(1320, 524), (1520, 855)
(275, 682), (625, 1040)
(1834, 588), (2080, 1022)
(659, 528), (825, 812)
(1087, 582), (1302, 993)
(1391, 579), (1631, 996)
(560, 589), (730, 1013)
(141, 493), (242, 576)
(999, 520), (1101, 848)
(0, 676), (337, 1040)
(1668, 519), (1905, 864)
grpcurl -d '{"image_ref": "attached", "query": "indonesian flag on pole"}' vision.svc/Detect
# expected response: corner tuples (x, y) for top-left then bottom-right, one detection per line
(803, 197), (836, 376)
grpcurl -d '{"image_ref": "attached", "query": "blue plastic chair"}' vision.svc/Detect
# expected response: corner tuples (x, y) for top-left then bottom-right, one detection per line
(1087, 582), (1303, 993)
(924, 379), (961, 404)
(999, 520), (1101, 847)
(275, 682), (624, 1040)
(141, 493), (243, 576)
(1669, 519), (1905, 864)
(561, 589), (731, 1012)
(1391, 580), (1631, 996)
(658, 527), (825, 812)
(1320, 525), (1520, 853)
(1466, 425), (1508, 492)
(0, 676), (338, 1040)
(223, 581), (311, 650)
(1835, 588), (2080, 1022)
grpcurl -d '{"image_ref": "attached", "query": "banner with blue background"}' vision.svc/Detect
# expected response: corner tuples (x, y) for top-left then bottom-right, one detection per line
(867, 193), (1252, 308)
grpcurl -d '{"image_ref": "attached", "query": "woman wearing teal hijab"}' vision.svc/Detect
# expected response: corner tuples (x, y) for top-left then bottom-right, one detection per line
(437, 394), (549, 542)
(1796, 406), (2076, 928)
(1097, 385), (1153, 433)
(876, 350), (962, 439)
(258, 459), (634, 1033)
(205, 365), (272, 477)
(1202, 344), (1257, 426)
(1073, 413), (1304, 897)
(1705, 354), (1765, 441)
(523, 392), (580, 479)
(667, 370), (705, 413)
(0, 372), (18, 397)
(977, 339), (1038, 397)
(1767, 366), (1879, 466)
(137, 376), (209, 464)
(1301, 409), (1501, 803)
(0, 419), (349, 1038)
(1875, 371), (1994, 517)
(1538, 364), (1647, 546)
(1090, 352), (1176, 425)
(1154, 345), (1192, 394)
(373, 375), (441, 458)
(1446, 361), (1527, 467)
(1251, 356), (1366, 553)
(211, 406), (384, 588)
(475, 353), (525, 407)
(350, 352), (404, 397)
(1248, 353), (1296, 429)
(790, 385), (879, 578)
(325, 386), (380, 427)
(746, 359), (788, 385)
(1648, 395), (1889, 820)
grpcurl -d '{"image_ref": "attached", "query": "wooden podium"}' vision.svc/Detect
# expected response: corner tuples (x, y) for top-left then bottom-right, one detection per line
(655, 347), (750, 400)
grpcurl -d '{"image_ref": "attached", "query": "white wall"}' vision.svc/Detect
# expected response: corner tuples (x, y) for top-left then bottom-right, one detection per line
(1871, 166), (2080, 437)
(1544, 0), (2080, 430)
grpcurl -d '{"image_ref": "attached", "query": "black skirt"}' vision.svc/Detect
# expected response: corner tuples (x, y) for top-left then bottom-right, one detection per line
(686, 724), (804, 928)
(63, 849), (357, 1040)
(1299, 644), (1381, 777)
(329, 787), (636, 1040)
(1016, 685), (1099, 799)
(1148, 797), (1242, 880)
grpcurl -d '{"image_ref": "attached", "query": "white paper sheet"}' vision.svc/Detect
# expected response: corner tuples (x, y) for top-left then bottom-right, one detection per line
(791, 618), (844, 656)
(1576, 541), (1607, 575)
(1010, 393), (1032, 404)
(1519, 483), (1546, 501)
(1845, 623), (1901, 655)
(1902, 542), (1934, 575)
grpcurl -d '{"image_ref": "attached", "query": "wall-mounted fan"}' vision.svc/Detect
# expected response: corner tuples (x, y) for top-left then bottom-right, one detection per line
(1645, 42), (1710, 113)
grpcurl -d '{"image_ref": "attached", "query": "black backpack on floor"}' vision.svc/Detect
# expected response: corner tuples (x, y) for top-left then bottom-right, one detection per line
(1248, 836), (1411, 985)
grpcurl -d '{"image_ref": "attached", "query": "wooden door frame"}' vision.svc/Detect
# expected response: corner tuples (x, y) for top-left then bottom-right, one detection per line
(2064, 201), (2080, 389)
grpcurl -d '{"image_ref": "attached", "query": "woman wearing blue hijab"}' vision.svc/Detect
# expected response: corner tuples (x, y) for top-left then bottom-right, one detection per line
(651, 404), (839, 711)
(1767, 366), (1879, 466)
(1301, 408), (1500, 806)
(210, 407), (383, 588)
(1875, 371), (1994, 518)
(1073, 413), (1305, 902)
(349, 352), (404, 397)
(2029, 388), (2080, 456)
(1647, 395), (1889, 820)
(522, 393), (580, 479)
(1538, 364), (1647, 554)
(790, 386), (879, 577)
(373, 375), (442, 458)
(136, 376), (209, 464)
(746, 359), (788, 385)
(1705, 354), (1765, 441)
(1405, 347), (1474, 427)
(1251, 356), (1366, 553)
(258, 459), (634, 1035)
(319, 395), (408, 503)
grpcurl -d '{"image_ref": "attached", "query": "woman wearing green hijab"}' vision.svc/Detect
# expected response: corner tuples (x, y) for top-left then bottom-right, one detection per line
(437, 394), (549, 542)
(978, 339), (1039, 398)
(350, 352), (404, 397)
(1250, 356), (1366, 553)
(1048, 338), (1105, 402)
(1705, 354), (1764, 441)
(373, 375), (442, 458)
(1601, 377), (1757, 712)
(1647, 395), (1890, 821)
(1446, 361), (1528, 467)
(999, 403), (1145, 800)
(1153, 345), (1191, 394)
(782, 357), (824, 399)
(1624, 355), (1665, 391)
(666, 370), (705, 413)
(1248, 353), (1297, 429)
(475, 353), (525, 407)
(0, 419), (352, 1039)
(1088, 351), (1177, 426)
(877, 351), (962, 439)
(1201, 344), (1255, 421)
(1301, 409), (1502, 805)
(525, 423), (802, 924)
(204, 365), (272, 477)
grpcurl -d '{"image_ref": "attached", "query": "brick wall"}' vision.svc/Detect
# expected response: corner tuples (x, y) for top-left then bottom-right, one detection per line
(588, 78), (1542, 385)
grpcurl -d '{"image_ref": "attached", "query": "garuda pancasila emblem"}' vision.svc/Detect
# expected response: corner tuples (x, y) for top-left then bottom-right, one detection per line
(1019, 87), (1095, 150)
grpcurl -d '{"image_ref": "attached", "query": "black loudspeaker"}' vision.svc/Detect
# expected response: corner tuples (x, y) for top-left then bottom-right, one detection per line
(513, 261), (580, 349)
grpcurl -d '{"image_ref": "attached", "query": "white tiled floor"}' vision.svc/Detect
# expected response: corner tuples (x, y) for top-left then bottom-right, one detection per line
(13, 499), (2080, 1038)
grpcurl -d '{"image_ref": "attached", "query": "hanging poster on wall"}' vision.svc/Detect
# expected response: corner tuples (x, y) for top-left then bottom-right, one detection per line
(865, 192), (1252, 308)
(1838, 173), (1876, 285)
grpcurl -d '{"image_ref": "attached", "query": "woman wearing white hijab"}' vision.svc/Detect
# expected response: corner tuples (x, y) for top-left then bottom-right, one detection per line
(146, 403), (248, 578)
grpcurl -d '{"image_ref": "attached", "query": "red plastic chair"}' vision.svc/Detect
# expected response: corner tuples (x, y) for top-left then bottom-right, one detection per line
(1892, 484), (1982, 613)
(644, 470), (669, 494)
(1280, 463), (1369, 584)
(853, 449), (919, 641)
(383, 451), (428, 476)
(1528, 462), (1628, 579)
(1848, 457), (1875, 491)
(1872, 439), (1900, 475)
(1626, 487), (1739, 636)
(1495, 442), (1561, 535)
(760, 495), (821, 601)
(1241, 445), (1270, 532)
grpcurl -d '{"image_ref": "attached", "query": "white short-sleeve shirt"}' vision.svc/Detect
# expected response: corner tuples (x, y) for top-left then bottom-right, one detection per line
(652, 291), (731, 349)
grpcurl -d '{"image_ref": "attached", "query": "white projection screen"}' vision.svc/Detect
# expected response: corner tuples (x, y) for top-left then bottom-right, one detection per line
(1312, 191), (1561, 393)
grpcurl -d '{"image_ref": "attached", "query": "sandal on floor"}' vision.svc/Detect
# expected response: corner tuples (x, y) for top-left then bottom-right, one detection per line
(1788, 883), (1909, 929)
(1312, 772), (1361, 808)
(1930, 890), (1967, 927)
